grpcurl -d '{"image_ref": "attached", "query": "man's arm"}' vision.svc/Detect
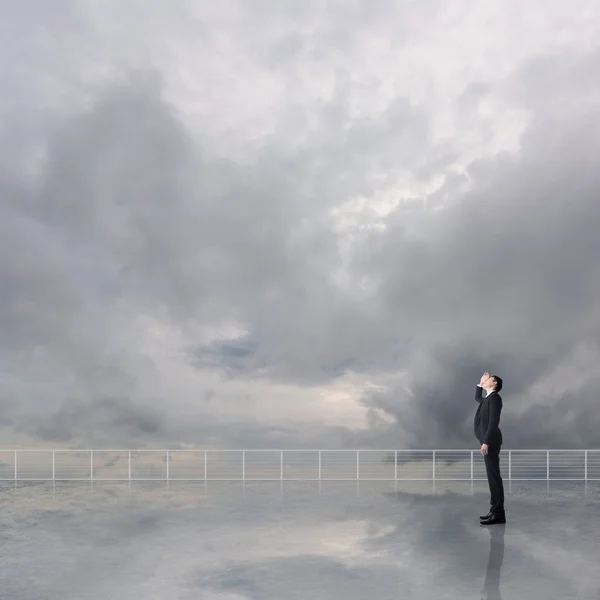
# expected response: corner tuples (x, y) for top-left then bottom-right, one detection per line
(475, 385), (484, 403)
(482, 396), (501, 445)
(476, 372), (489, 403)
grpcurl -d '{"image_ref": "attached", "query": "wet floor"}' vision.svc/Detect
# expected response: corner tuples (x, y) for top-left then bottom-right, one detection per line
(1, 480), (599, 599)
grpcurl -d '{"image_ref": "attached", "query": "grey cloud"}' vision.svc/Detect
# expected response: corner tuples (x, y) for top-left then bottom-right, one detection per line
(189, 336), (263, 377)
(1, 1), (434, 444)
(2, 2), (600, 451)
(507, 48), (600, 115)
(16, 396), (167, 444)
(349, 52), (600, 449)
(168, 417), (346, 450)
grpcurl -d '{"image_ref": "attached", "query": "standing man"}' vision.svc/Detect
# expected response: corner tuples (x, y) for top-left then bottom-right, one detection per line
(475, 372), (505, 524)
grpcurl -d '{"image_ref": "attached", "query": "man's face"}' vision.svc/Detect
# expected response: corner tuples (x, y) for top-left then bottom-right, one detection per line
(483, 376), (497, 391)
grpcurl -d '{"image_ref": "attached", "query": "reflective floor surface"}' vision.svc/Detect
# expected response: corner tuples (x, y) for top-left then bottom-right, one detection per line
(1, 480), (599, 599)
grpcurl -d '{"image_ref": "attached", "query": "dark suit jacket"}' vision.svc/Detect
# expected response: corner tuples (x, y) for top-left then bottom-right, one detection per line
(474, 386), (503, 446)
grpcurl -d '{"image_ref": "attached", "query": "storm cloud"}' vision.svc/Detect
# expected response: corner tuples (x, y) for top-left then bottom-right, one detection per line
(2, 1), (600, 450)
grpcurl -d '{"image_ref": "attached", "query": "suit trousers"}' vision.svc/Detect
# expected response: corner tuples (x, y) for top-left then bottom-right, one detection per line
(484, 445), (505, 514)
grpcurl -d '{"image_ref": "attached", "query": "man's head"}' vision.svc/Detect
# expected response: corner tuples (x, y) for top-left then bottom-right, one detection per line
(484, 374), (503, 393)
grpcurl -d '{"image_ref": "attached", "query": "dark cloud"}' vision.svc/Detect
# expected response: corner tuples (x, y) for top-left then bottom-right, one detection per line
(350, 52), (600, 449)
(2, 2), (600, 451)
(16, 396), (167, 444)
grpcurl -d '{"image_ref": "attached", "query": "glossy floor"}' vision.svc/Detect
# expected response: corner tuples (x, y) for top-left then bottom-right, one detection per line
(1, 480), (599, 599)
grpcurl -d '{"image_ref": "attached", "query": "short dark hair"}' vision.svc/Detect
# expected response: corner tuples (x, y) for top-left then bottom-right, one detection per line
(490, 375), (503, 392)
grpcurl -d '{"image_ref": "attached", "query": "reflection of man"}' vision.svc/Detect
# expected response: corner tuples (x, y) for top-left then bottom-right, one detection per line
(481, 524), (505, 600)
(475, 372), (505, 524)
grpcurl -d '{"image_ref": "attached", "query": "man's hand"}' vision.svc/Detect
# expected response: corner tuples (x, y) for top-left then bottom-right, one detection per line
(480, 443), (489, 455)
(479, 372), (490, 386)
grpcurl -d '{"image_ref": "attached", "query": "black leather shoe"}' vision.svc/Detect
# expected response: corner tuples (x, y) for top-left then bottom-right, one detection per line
(479, 511), (492, 520)
(480, 513), (506, 525)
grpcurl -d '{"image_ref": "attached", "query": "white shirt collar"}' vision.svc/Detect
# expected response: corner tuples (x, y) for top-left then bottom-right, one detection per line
(479, 384), (494, 397)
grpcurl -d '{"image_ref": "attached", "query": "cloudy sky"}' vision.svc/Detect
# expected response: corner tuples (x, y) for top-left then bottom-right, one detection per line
(2, 0), (600, 450)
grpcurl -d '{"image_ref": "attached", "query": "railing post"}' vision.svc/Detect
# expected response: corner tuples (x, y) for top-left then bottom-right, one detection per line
(357, 450), (359, 481)
(166, 450), (169, 481)
(52, 450), (56, 482)
(470, 450), (473, 481)
(128, 450), (131, 481)
(204, 450), (207, 481)
(432, 450), (436, 480)
(585, 450), (588, 481)
(508, 450), (512, 481)
(280, 450), (283, 481)
(547, 450), (550, 481)
(318, 450), (321, 481)
(90, 449), (93, 481)
(14, 450), (17, 481)
(394, 450), (397, 481)
(242, 450), (245, 482)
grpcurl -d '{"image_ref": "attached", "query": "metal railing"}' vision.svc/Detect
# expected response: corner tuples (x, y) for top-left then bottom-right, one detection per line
(1, 449), (599, 482)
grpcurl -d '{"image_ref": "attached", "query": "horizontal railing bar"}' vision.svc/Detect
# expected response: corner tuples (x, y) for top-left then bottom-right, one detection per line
(2, 448), (598, 451)
(4, 478), (600, 481)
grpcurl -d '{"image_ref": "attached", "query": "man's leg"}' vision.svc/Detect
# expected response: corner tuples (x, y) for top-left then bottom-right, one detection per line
(484, 446), (504, 514)
(484, 453), (494, 505)
(480, 454), (495, 519)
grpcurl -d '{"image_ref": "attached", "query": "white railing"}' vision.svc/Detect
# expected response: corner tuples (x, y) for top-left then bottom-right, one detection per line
(1, 449), (599, 482)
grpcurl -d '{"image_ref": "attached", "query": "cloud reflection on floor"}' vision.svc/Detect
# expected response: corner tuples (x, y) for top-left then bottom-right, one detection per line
(1, 480), (599, 599)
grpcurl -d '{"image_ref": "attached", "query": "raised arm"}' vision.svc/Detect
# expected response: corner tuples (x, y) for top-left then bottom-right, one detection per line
(475, 372), (490, 403)
(475, 385), (484, 403)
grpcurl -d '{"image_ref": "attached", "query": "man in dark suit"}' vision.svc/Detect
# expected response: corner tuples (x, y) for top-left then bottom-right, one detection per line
(475, 372), (505, 524)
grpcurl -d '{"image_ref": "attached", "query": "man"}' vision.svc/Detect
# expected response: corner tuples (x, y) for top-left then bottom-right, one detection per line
(474, 371), (505, 524)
